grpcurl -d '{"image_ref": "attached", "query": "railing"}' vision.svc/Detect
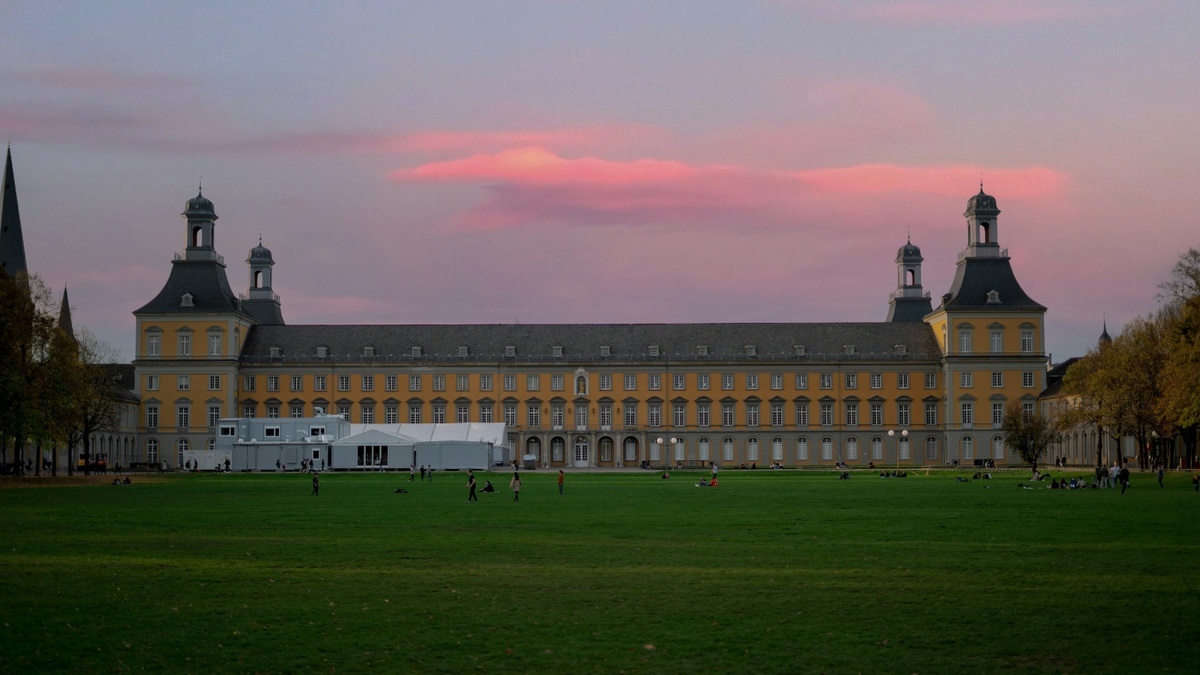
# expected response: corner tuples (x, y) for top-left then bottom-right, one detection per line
(175, 250), (225, 265)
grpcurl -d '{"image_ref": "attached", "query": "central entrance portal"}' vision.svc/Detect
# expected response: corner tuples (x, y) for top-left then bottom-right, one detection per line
(573, 436), (590, 467)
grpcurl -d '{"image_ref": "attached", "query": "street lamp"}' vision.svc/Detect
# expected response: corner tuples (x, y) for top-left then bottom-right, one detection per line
(656, 436), (677, 472)
(888, 429), (908, 472)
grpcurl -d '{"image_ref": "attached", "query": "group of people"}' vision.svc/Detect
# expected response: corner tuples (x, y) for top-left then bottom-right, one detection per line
(467, 469), (532, 502)
(408, 465), (436, 482)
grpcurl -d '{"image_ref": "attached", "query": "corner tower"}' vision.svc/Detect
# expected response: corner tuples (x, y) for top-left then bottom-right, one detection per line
(885, 237), (933, 322)
(240, 238), (285, 325)
(925, 187), (1048, 468)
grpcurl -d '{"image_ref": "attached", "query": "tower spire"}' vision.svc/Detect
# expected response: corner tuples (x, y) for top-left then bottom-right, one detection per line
(58, 286), (75, 340)
(0, 145), (29, 278)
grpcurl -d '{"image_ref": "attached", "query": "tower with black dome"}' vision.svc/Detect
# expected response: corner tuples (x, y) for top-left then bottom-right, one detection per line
(241, 238), (284, 325)
(924, 186), (1048, 468)
(885, 237), (933, 322)
(133, 189), (262, 468)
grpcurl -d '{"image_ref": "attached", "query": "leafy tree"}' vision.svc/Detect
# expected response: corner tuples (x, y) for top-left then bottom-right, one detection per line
(0, 270), (64, 474)
(1001, 402), (1060, 470)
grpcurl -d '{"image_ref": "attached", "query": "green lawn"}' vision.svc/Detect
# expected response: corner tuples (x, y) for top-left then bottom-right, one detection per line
(1, 469), (1198, 673)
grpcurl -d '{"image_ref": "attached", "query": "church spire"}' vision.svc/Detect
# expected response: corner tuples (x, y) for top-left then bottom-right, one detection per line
(0, 145), (29, 278)
(58, 286), (75, 340)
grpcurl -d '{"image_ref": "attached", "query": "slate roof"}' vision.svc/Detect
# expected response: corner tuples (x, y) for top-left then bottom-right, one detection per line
(886, 297), (934, 323)
(134, 259), (247, 315)
(940, 257), (1046, 312)
(241, 321), (942, 363)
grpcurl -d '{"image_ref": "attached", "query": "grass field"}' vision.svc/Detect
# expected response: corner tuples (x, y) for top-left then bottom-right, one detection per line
(1, 468), (1198, 673)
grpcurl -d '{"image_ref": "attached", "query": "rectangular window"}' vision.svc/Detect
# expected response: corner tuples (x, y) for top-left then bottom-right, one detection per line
(771, 374), (783, 390)
(479, 404), (493, 424)
(576, 406), (588, 429)
(796, 374), (808, 390)
(1022, 402), (1035, 420)
(746, 374), (759, 390)
(243, 404), (255, 418)
(845, 373), (857, 389)
(362, 375), (374, 392)
(960, 372), (973, 388)
(504, 375), (517, 391)
(820, 403), (833, 426)
(722, 403), (735, 427)
(1021, 331), (1034, 353)
(291, 404), (304, 418)
(385, 405), (398, 424)
(178, 375), (190, 391)
(147, 334), (160, 356)
(961, 403), (974, 425)
(264, 426), (280, 438)
(795, 403), (808, 427)
(177, 406), (190, 430)
(925, 373), (937, 389)
(845, 403), (858, 426)
(409, 375), (422, 391)
(959, 331), (973, 354)
(991, 331), (1003, 353)
(480, 374), (493, 391)
(314, 375), (326, 391)
(600, 403), (613, 427)
(209, 334), (221, 356)
(898, 373), (910, 389)
(146, 375), (159, 391)
(898, 402), (911, 427)
(673, 374), (686, 391)
(870, 373), (882, 389)
(993, 402), (1005, 425)
(648, 403), (661, 427)
(504, 403), (517, 427)
(771, 402), (784, 426)
(526, 374), (539, 391)
(178, 333), (191, 356)
(528, 405), (541, 428)
(624, 374), (637, 391)
(599, 374), (612, 391)
(551, 374), (564, 391)
(433, 375), (446, 392)
(925, 402), (938, 426)
(1023, 372), (1035, 388)
(697, 403), (710, 427)
(992, 372), (1003, 387)
(362, 406), (375, 424)
(870, 402), (883, 426)
(267, 405), (279, 419)
(673, 403), (686, 427)
(209, 375), (220, 390)
(433, 404), (446, 424)
(625, 406), (637, 428)
(820, 374), (832, 390)
(722, 374), (734, 390)
(290, 375), (303, 391)
(648, 374), (662, 391)
(385, 375), (397, 391)
(698, 374), (710, 390)
(457, 404), (469, 424)
(457, 375), (470, 392)
(266, 376), (279, 392)
(746, 404), (759, 427)
(146, 406), (159, 429)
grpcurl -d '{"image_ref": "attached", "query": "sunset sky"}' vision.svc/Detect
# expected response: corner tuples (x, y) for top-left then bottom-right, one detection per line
(3, 1), (1197, 361)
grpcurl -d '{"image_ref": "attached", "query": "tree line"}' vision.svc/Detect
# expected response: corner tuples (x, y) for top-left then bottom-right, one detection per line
(0, 270), (126, 475)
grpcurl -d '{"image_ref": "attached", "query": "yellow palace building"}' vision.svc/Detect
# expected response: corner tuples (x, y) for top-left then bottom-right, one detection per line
(132, 187), (1047, 469)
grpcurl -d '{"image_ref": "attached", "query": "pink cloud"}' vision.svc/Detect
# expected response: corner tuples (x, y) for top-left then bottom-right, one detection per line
(389, 147), (1067, 229)
(789, 0), (1117, 25)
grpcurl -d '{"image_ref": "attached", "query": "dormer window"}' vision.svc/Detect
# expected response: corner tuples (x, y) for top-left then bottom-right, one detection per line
(458, 345), (469, 357)
(411, 346), (423, 358)
(316, 346), (328, 359)
(504, 345), (516, 358)
(745, 345), (757, 357)
(986, 289), (1001, 304)
(843, 345), (856, 355)
(269, 347), (282, 359)
(600, 345), (611, 357)
(180, 293), (194, 308)
(363, 346), (376, 357)
(697, 345), (709, 357)
(794, 345), (807, 356)
(894, 344), (908, 356)
(552, 345), (564, 358)
(648, 345), (660, 358)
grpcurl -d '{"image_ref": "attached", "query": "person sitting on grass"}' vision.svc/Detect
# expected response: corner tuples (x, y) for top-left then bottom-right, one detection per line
(661, 471), (670, 479)
(710, 478), (719, 487)
(696, 478), (709, 487)
(481, 480), (495, 493)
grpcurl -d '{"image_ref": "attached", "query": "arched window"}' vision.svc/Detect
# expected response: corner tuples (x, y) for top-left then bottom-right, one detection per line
(871, 436), (883, 460)
(177, 438), (189, 467)
(551, 437), (565, 462)
(623, 437), (638, 462)
(722, 437), (734, 462)
(747, 438), (759, 462)
(771, 437), (783, 461)
(925, 436), (938, 461)
(698, 437), (710, 461)
(673, 438), (685, 462)
(526, 437), (541, 459)
(147, 439), (159, 463)
(899, 437), (910, 461)
(598, 437), (613, 462)
(821, 437), (833, 461)
(846, 437), (858, 461)
(962, 436), (974, 460)
(796, 437), (809, 462)
(992, 435), (1005, 459)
